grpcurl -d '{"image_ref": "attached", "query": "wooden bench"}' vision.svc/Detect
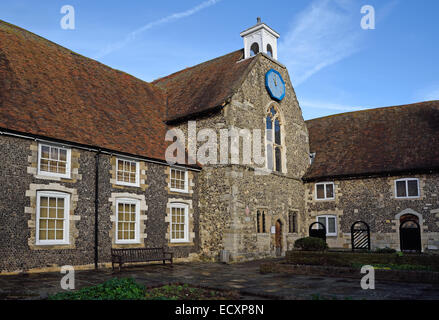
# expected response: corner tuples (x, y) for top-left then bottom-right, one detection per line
(111, 247), (173, 271)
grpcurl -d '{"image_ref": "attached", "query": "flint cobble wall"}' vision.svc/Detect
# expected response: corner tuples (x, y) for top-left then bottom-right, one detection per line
(0, 135), (200, 273)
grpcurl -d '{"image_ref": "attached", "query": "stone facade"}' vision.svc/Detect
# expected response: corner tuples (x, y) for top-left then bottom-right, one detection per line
(0, 135), (200, 273)
(304, 174), (439, 251)
(173, 54), (310, 261)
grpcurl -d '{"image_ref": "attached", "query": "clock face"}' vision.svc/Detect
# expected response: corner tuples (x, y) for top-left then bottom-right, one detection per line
(265, 69), (285, 101)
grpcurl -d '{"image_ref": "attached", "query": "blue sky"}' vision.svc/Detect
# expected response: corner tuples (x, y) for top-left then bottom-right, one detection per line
(1, 0), (438, 120)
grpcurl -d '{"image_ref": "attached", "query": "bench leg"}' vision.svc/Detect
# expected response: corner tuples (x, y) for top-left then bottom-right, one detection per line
(163, 260), (166, 265)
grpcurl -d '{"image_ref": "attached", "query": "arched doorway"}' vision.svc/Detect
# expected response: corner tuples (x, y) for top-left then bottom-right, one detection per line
(275, 220), (283, 256)
(400, 214), (421, 252)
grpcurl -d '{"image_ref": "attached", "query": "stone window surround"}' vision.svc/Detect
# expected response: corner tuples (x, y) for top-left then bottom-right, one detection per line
(37, 143), (72, 179)
(169, 202), (190, 243)
(165, 198), (195, 246)
(256, 208), (268, 234)
(114, 198), (141, 245)
(169, 167), (189, 193)
(109, 193), (148, 248)
(390, 176), (426, 201)
(308, 209), (343, 239)
(264, 102), (287, 174)
(288, 209), (299, 234)
(35, 190), (70, 246)
(314, 181), (335, 201)
(316, 215), (338, 237)
(115, 158), (140, 188)
(28, 142), (82, 183)
(110, 156), (148, 191)
(26, 183), (80, 250)
(164, 167), (195, 196)
(394, 178), (421, 199)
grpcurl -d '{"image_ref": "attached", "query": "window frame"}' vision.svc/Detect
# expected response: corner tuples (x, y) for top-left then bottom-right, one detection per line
(36, 191), (70, 245)
(115, 198), (141, 244)
(265, 106), (284, 173)
(316, 215), (337, 237)
(115, 158), (140, 187)
(315, 182), (335, 201)
(169, 168), (189, 193)
(37, 143), (71, 179)
(169, 203), (189, 243)
(394, 178), (420, 199)
(288, 210), (298, 234)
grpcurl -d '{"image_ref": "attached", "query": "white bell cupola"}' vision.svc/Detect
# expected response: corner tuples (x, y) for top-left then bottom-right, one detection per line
(240, 17), (280, 60)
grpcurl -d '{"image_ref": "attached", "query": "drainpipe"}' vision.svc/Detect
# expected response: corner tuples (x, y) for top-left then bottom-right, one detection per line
(94, 149), (101, 270)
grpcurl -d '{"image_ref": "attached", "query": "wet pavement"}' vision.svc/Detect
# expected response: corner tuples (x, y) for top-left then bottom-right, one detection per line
(1, 259), (438, 300)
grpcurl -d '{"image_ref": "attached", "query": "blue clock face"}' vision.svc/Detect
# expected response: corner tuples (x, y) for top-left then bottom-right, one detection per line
(265, 69), (285, 101)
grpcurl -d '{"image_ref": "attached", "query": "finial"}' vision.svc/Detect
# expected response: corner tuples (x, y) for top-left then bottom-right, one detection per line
(257, 17), (261, 24)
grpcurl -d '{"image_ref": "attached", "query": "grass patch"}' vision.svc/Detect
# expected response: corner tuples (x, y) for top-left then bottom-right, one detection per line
(48, 278), (239, 300)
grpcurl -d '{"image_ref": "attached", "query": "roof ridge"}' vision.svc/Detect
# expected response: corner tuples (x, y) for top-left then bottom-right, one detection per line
(305, 100), (439, 122)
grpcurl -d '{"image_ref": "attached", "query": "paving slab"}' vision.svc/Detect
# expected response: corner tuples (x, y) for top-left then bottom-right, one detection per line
(0, 259), (438, 300)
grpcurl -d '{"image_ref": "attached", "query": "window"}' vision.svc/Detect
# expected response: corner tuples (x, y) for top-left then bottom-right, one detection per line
(317, 215), (337, 236)
(170, 168), (188, 193)
(257, 210), (266, 233)
(250, 42), (259, 56)
(38, 143), (71, 178)
(288, 211), (298, 233)
(266, 106), (283, 172)
(116, 199), (140, 244)
(315, 182), (335, 200)
(395, 178), (420, 199)
(170, 203), (189, 243)
(116, 158), (140, 187)
(36, 191), (70, 245)
(266, 44), (273, 58)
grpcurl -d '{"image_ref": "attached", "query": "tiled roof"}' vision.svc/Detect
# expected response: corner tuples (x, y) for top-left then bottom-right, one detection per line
(153, 49), (256, 123)
(0, 20), (176, 163)
(304, 101), (439, 181)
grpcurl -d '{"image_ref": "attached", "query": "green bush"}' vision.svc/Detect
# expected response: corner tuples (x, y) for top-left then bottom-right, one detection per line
(375, 247), (396, 254)
(294, 237), (328, 251)
(48, 278), (146, 300)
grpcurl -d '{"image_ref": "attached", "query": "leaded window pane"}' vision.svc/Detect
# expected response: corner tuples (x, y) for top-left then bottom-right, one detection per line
(326, 184), (334, 198)
(275, 119), (281, 145)
(275, 147), (281, 172)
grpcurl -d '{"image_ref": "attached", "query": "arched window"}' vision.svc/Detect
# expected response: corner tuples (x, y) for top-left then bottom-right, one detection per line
(266, 44), (273, 58)
(266, 106), (283, 172)
(250, 42), (259, 56)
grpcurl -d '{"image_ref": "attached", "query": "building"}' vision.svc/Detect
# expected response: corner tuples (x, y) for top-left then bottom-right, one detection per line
(0, 18), (438, 273)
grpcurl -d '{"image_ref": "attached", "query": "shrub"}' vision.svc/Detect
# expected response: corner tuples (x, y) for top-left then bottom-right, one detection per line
(294, 237), (328, 251)
(375, 247), (396, 254)
(48, 277), (146, 300)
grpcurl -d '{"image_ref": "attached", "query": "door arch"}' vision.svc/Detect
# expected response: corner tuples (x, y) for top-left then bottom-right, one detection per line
(275, 220), (283, 256)
(399, 215), (421, 252)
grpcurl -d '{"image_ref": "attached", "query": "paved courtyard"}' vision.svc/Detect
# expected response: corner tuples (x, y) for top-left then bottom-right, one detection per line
(1, 259), (438, 300)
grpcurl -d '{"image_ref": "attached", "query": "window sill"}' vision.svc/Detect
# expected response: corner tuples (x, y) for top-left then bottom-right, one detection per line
(115, 182), (140, 188)
(169, 188), (189, 194)
(36, 173), (71, 180)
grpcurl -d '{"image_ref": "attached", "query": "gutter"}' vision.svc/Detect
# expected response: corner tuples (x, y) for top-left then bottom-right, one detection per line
(0, 128), (201, 171)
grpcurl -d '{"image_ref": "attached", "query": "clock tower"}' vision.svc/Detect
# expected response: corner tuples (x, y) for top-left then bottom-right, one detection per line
(240, 17), (280, 60)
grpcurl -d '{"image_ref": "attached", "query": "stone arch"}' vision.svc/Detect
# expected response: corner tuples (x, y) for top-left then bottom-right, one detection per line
(264, 102), (287, 173)
(250, 42), (259, 56)
(394, 208), (425, 251)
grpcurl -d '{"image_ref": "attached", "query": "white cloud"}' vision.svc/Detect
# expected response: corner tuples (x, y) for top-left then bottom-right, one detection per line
(278, 0), (363, 86)
(300, 99), (368, 112)
(94, 0), (222, 59)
